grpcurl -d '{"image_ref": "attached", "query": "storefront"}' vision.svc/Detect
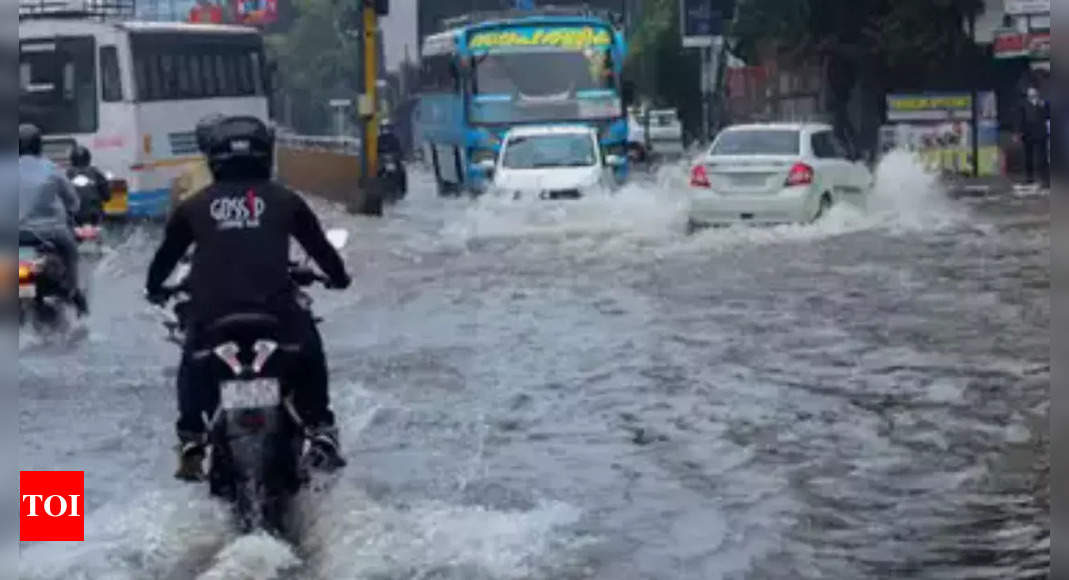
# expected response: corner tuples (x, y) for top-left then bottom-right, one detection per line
(879, 93), (1001, 176)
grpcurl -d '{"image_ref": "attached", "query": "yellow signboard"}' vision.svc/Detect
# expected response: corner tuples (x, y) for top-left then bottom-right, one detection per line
(889, 95), (971, 112)
(469, 26), (613, 51)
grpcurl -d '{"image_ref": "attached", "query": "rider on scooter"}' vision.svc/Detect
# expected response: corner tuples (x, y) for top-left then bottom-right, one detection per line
(18, 123), (88, 316)
(377, 119), (407, 194)
(67, 144), (111, 226)
(144, 115), (352, 481)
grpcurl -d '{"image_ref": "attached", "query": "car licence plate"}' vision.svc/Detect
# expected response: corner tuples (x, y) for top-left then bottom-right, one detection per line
(220, 378), (281, 410)
(730, 174), (769, 186)
(18, 284), (35, 298)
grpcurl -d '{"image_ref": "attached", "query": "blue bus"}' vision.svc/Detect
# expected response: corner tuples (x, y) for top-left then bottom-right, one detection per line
(416, 11), (630, 195)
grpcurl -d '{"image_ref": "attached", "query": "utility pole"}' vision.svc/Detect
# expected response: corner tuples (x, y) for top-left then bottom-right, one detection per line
(701, 46), (711, 144)
(354, 0), (388, 215)
(968, 9), (980, 177)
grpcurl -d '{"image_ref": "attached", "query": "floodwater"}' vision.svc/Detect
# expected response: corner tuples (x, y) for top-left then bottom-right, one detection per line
(18, 152), (1048, 579)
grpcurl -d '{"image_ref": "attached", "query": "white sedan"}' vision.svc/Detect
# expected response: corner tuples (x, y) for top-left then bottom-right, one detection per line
(687, 123), (873, 228)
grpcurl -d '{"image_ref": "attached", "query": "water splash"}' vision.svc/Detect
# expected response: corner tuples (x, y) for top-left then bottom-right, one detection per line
(195, 533), (301, 580)
(297, 484), (586, 580)
(867, 149), (966, 232)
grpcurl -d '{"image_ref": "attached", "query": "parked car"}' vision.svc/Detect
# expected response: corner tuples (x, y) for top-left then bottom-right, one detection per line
(480, 125), (625, 200)
(687, 123), (873, 229)
(627, 107), (685, 161)
(646, 109), (685, 157)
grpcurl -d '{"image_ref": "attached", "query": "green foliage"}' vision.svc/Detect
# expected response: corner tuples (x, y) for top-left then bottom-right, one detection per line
(624, 0), (703, 136)
(732, 0), (985, 89)
(267, 0), (363, 133)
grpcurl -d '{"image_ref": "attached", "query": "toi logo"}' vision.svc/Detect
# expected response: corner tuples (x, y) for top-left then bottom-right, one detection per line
(20, 471), (84, 541)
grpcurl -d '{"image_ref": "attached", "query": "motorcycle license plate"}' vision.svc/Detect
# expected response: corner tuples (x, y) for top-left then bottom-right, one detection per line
(220, 378), (280, 410)
(385, 162), (397, 171)
(18, 284), (35, 298)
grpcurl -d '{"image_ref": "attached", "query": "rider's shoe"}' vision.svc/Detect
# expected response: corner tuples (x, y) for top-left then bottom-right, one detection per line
(307, 424), (347, 471)
(71, 289), (89, 318)
(175, 433), (206, 482)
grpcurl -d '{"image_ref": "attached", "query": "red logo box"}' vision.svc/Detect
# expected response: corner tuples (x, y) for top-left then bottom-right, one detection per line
(20, 471), (84, 541)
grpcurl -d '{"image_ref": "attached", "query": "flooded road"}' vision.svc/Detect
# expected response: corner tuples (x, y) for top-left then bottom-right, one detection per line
(18, 154), (1048, 579)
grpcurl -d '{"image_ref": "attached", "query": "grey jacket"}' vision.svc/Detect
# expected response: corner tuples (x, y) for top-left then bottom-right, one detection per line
(19, 155), (79, 233)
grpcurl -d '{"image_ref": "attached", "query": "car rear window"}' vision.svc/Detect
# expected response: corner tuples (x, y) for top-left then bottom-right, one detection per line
(710, 130), (801, 155)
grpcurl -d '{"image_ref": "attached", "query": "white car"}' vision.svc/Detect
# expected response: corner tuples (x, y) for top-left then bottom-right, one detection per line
(688, 123), (873, 227)
(627, 108), (685, 160)
(480, 125), (624, 200)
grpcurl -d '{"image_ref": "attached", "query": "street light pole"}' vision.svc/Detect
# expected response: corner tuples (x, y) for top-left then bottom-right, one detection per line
(969, 9), (980, 178)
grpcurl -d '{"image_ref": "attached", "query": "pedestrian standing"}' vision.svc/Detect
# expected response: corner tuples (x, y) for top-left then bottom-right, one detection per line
(1017, 86), (1051, 188)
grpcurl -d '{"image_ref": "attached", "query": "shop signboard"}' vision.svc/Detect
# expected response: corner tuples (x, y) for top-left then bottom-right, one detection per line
(1003, 0), (1050, 15)
(882, 91), (999, 176)
(993, 30), (1050, 59)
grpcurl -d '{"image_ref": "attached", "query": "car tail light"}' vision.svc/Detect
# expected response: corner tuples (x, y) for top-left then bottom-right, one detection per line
(214, 342), (243, 376)
(18, 261), (35, 283)
(690, 164), (711, 188)
(785, 163), (814, 186)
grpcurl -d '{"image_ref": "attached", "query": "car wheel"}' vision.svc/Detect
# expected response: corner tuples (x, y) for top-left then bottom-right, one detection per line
(813, 193), (833, 222)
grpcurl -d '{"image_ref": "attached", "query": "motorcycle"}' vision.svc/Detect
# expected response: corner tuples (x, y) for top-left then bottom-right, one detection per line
(377, 152), (407, 203)
(18, 226), (99, 332)
(158, 229), (349, 534)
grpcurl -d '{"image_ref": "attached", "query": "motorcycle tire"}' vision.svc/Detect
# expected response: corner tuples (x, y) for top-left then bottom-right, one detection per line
(208, 411), (303, 535)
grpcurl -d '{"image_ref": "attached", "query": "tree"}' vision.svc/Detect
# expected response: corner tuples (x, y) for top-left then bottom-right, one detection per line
(624, 0), (703, 138)
(732, 0), (985, 147)
(266, 0), (363, 133)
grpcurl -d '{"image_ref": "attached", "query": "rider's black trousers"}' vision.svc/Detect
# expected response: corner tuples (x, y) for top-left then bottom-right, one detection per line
(176, 305), (335, 440)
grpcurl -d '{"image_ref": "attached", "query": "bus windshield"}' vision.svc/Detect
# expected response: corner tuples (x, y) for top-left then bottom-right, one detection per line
(473, 48), (617, 98)
(19, 36), (98, 135)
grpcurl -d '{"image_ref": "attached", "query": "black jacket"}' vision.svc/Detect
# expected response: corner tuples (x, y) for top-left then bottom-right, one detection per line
(67, 167), (110, 219)
(1018, 99), (1051, 141)
(146, 179), (350, 325)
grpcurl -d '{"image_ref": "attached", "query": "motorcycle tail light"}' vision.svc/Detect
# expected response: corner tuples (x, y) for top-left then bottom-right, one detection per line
(213, 342), (243, 375)
(238, 410), (266, 429)
(251, 339), (278, 374)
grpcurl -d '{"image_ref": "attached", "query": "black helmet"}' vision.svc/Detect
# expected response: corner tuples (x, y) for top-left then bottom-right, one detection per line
(70, 144), (92, 168)
(204, 116), (274, 179)
(19, 123), (42, 156)
(195, 113), (227, 154)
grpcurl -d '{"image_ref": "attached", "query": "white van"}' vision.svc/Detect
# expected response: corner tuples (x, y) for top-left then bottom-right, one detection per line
(479, 125), (625, 200)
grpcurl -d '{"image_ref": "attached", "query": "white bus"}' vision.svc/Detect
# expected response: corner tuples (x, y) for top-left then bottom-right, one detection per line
(19, 1), (270, 218)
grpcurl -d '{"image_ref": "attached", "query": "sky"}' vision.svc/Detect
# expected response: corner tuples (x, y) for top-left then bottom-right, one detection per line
(380, 0), (418, 72)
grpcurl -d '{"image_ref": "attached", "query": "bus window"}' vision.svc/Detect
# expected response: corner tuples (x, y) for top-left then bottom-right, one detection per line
(188, 54), (203, 97)
(420, 54), (457, 94)
(249, 51), (263, 94)
(200, 53), (217, 97)
(130, 33), (266, 101)
(100, 46), (122, 102)
(214, 54), (230, 96)
(19, 36), (98, 134)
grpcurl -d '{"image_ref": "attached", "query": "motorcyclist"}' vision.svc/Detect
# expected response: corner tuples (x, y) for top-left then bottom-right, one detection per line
(66, 145), (111, 226)
(377, 118), (407, 194)
(144, 115), (352, 481)
(18, 123), (88, 316)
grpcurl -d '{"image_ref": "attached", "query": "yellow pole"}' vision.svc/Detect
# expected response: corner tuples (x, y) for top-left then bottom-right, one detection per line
(364, 4), (378, 175)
